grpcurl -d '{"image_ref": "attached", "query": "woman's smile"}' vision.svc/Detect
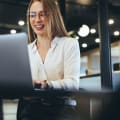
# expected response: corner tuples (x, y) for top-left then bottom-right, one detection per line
(34, 23), (45, 30)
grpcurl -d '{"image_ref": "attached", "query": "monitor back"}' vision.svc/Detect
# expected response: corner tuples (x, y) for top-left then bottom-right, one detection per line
(0, 33), (33, 98)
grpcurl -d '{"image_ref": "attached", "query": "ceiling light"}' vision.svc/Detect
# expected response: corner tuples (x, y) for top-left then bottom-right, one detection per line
(18, 20), (25, 26)
(113, 31), (120, 36)
(82, 43), (87, 48)
(95, 38), (100, 43)
(108, 19), (114, 25)
(10, 29), (16, 34)
(90, 28), (96, 34)
(78, 24), (90, 37)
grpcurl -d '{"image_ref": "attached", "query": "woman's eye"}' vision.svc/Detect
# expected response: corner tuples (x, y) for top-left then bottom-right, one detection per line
(40, 11), (48, 16)
(29, 12), (36, 18)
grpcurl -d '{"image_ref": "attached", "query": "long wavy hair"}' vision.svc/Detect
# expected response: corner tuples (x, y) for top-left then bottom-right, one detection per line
(27, 0), (68, 43)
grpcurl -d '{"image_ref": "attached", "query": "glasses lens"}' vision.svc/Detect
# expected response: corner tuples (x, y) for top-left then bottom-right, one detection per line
(40, 11), (48, 16)
(29, 12), (36, 18)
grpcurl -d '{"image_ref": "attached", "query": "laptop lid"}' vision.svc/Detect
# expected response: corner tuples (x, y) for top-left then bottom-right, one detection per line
(0, 33), (33, 98)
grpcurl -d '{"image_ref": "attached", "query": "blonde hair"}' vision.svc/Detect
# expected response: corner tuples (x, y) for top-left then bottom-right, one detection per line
(27, 0), (68, 43)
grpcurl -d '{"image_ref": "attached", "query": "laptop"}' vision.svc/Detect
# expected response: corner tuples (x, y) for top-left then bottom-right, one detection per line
(0, 33), (33, 98)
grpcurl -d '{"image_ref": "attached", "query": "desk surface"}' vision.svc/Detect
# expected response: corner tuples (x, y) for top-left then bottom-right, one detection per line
(0, 87), (119, 99)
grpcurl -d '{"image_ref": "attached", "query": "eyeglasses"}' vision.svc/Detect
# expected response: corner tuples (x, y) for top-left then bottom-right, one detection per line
(29, 11), (48, 18)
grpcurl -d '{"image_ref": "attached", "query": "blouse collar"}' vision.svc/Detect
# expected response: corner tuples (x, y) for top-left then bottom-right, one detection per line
(30, 36), (59, 52)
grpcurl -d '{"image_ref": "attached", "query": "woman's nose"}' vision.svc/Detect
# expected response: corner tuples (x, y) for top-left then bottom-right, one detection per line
(35, 13), (42, 21)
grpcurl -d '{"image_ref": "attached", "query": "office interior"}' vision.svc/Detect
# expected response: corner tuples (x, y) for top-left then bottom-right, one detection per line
(0, 0), (120, 120)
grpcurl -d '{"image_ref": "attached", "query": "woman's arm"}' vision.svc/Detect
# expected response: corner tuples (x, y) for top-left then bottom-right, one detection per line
(48, 38), (80, 90)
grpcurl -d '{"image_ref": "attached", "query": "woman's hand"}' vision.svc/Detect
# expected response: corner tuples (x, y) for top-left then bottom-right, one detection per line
(34, 80), (48, 89)
(40, 80), (48, 88)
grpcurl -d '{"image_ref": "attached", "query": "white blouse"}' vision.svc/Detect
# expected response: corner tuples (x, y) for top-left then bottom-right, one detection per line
(28, 36), (80, 90)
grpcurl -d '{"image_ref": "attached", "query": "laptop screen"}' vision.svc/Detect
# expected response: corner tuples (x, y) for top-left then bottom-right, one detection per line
(0, 33), (33, 98)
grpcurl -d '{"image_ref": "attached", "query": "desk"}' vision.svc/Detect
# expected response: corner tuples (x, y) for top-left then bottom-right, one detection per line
(1, 89), (117, 120)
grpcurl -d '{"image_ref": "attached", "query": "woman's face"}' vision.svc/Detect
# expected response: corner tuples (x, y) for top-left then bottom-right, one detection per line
(29, 1), (49, 37)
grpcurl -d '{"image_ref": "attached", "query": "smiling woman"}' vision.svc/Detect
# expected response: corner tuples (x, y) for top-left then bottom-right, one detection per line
(26, 0), (68, 43)
(29, 1), (49, 37)
(17, 0), (80, 120)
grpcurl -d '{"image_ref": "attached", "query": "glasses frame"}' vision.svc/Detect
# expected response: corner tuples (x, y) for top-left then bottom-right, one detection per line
(29, 11), (49, 18)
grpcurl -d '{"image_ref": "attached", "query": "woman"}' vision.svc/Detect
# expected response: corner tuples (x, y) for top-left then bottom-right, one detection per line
(17, 0), (80, 120)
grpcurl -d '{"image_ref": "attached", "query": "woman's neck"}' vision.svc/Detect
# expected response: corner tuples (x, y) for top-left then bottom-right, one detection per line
(37, 35), (52, 48)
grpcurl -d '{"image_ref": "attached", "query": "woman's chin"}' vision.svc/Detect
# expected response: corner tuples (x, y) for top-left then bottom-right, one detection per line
(35, 31), (45, 36)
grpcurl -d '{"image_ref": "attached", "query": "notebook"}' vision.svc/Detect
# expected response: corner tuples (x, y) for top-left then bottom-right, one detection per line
(0, 33), (33, 98)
